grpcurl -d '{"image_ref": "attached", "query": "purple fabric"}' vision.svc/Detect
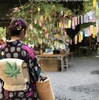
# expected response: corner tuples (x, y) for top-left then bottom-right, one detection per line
(1, 44), (5, 49)
(26, 91), (33, 97)
(22, 45), (35, 59)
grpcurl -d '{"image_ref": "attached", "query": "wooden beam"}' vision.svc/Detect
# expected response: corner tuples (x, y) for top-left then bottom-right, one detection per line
(0, 0), (28, 27)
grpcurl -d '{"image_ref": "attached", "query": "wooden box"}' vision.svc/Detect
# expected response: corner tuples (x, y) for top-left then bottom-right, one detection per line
(38, 59), (61, 71)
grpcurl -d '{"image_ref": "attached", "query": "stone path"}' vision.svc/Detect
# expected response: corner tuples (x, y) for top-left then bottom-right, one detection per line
(46, 52), (99, 100)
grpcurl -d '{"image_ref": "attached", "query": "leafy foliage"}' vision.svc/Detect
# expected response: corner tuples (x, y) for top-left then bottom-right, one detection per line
(0, 27), (6, 39)
(83, 0), (95, 14)
(12, 1), (73, 44)
(11, 1), (96, 45)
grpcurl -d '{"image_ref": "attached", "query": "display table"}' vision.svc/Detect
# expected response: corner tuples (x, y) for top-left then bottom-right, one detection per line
(37, 53), (70, 72)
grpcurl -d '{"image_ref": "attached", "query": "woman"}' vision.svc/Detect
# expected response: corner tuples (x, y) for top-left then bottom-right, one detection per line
(0, 18), (41, 100)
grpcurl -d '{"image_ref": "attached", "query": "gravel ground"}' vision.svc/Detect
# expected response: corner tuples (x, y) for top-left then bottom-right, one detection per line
(0, 52), (99, 100)
(46, 52), (99, 100)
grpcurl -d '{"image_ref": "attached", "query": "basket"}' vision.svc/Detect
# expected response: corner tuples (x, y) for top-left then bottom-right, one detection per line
(36, 68), (55, 100)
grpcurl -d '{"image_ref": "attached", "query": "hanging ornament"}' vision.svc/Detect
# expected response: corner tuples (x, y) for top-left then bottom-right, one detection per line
(65, 11), (69, 16)
(56, 34), (59, 39)
(44, 15), (47, 20)
(39, 22), (42, 27)
(59, 22), (62, 28)
(39, 38), (42, 44)
(69, 16), (72, 19)
(74, 35), (77, 44)
(54, 41), (56, 47)
(93, 26), (96, 38)
(78, 33), (82, 43)
(34, 18), (37, 24)
(40, 15), (43, 21)
(68, 19), (72, 28)
(28, 24), (33, 30)
(42, 38), (46, 43)
(38, 7), (40, 12)
(49, 17), (52, 22)
(93, 0), (96, 8)
(60, 11), (64, 16)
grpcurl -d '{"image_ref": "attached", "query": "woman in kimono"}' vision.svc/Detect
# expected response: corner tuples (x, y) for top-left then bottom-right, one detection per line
(0, 18), (41, 100)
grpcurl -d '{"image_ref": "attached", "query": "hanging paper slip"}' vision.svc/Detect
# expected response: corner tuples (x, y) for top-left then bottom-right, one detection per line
(42, 38), (46, 43)
(74, 35), (77, 44)
(90, 25), (93, 34)
(78, 34), (82, 43)
(84, 28), (89, 37)
(87, 27), (91, 36)
(80, 31), (83, 40)
(93, 26), (96, 36)
(93, 0), (96, 8)
(74, 17), (77, 26)
(72, 17), (75, 29)
(39, 38), (42, 44)
(59, 22), (62, 28)
(68, 20), (72, 28)
(81, 15), (83, 24)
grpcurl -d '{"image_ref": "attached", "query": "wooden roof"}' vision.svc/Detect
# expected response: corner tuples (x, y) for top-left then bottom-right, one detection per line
(0, 0), (28, 27)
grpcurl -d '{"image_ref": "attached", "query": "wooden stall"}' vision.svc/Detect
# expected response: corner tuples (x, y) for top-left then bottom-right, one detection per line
(37, 52), (73, 72)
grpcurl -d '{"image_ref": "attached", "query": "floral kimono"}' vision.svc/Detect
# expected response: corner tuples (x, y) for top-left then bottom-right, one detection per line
(0, 40), (41, 100)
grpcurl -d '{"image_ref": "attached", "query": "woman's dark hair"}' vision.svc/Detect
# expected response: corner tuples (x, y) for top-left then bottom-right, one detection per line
(7, 18), (27, 36)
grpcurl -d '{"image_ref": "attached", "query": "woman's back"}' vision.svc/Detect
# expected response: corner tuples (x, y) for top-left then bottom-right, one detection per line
(0, 18), (41, 100)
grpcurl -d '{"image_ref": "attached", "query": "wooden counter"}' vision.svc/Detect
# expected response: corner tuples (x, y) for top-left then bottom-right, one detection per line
(37, 53), (70, 72)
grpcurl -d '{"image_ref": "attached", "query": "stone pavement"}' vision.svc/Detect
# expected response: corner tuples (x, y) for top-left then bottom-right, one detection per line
(46, 52), (99, 100)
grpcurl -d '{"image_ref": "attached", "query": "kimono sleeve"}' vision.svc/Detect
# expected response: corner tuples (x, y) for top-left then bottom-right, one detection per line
(22, 45), (41, 81)
(30, 56), (41, 81)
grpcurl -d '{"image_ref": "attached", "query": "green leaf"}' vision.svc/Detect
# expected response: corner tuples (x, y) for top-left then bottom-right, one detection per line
(3, 70), (12, 74)
(3, 61), (20, 78)
(6, 61), (13, 71)
(12, 61), (17, 71)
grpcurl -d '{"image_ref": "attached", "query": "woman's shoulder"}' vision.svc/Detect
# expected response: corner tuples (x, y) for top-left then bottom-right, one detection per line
(21, 43), (35, 59)
(21, 43), (32, 50)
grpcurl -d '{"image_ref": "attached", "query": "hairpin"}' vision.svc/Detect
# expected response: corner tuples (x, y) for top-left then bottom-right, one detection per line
(15, 21), (22, 31)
